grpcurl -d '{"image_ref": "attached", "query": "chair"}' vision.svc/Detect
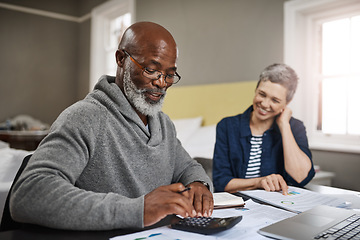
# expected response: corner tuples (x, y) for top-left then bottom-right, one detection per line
(194, 157), (213, 181)
(0, 154), (32, 231)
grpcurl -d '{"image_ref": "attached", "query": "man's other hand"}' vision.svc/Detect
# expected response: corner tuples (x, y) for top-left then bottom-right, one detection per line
(144, 183), (196, 227)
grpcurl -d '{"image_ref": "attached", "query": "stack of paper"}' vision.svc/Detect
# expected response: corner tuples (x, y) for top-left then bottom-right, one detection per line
(239, 186), (346, 213)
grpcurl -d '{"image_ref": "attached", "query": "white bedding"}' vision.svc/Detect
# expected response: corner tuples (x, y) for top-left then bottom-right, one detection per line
(0, 142), (32, 222)
(172, 117), (216, 159)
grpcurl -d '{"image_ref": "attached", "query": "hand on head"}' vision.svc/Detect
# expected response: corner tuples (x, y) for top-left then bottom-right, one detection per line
(276, 107), (292, 129)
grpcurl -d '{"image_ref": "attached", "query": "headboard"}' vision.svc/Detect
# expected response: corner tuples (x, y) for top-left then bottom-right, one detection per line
(162, 81), (257, 126)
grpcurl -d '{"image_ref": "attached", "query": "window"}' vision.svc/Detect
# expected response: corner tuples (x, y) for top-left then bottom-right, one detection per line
(284, 0), (360, 153)
(90, 0), (134, 91)
(105, 13), (131, 77)
(319, 16), (360, 135)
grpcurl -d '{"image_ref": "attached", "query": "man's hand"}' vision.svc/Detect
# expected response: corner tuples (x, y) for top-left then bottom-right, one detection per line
(186, 181), (214, 217)
(257, 174), (288, 195)
(144, 183), (196, 227)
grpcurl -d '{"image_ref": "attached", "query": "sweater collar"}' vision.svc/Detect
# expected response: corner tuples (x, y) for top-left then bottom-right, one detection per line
(95, 75), (143, 125)
(94, 75), (163, 145)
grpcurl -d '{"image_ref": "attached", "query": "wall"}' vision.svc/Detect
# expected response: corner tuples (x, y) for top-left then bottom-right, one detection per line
(312, 150), (359, 191)
(0, 3), (77, 125)
(0, 0), (284, 124)
(136, 0), (285, 86)
(0, 0), (107, 125)
(162, 81), (257, 126)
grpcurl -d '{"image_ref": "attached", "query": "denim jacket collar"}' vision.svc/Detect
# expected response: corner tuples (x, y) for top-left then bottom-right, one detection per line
(239, 105), (280, 138)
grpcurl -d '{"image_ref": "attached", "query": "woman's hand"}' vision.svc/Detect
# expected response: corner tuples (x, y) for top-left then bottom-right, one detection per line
(257, 174), (288, 195)
(276, 107), (292, 130)
(276, 106), (313, 183)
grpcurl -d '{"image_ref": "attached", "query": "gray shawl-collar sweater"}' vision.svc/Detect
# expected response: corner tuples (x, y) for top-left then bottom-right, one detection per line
(10, 75), (212, 230)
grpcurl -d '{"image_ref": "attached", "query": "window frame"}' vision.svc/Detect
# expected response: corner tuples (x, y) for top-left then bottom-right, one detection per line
(284, 0), (360, 153)
(89, 0), (135, 91)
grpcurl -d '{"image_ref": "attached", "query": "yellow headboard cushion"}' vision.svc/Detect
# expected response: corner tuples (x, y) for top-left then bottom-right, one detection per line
(162, 81), (257, 126)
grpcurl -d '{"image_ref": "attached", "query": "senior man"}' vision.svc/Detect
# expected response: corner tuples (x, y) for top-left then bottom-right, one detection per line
(10, 22), (213, 230)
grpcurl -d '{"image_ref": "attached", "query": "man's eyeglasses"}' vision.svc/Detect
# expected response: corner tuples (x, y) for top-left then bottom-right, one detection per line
(122, 50), (181, 84)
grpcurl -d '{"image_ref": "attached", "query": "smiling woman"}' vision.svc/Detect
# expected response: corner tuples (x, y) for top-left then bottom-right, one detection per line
(251, 81), (288, 135)
(212, 63), (315, 193)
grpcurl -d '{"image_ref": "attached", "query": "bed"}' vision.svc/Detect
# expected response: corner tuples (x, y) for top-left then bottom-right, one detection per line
(163, 81), (257, 178)
(163, 81), (256, 158)
(0, 141), (32, 221)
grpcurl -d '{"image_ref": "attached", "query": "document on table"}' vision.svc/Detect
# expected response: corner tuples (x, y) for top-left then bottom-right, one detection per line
(239, 186), (346, 213)
(110, 199), (296, 240)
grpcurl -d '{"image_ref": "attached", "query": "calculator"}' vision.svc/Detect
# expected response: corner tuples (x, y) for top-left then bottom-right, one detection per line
(170, 215), (242, 235)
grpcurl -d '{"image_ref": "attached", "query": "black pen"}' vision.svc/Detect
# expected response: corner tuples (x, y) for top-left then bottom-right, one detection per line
(178, 187), (191, 194)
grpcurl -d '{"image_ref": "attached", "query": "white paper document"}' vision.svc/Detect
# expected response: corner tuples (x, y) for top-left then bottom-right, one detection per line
(110, 200), (296, 240)
(240, 186), (346, 213)
(210, 199), (296, 240)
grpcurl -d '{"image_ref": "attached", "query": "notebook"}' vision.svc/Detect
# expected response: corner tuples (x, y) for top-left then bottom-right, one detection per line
(258, 205), (360, 240)
(213, 192), (245, 209)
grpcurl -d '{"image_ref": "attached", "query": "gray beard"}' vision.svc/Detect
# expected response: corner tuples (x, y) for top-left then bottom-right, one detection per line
(123, 64), (166, 117)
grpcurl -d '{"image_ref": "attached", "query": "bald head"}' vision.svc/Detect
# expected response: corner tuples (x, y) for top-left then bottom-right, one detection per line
(115, 22), (179, 89)
(114, 22), (179, 123)
(118, 22), (177, 57)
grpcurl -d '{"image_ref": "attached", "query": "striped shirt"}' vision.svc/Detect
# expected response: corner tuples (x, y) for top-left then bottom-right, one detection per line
(245, 135), (263, 178)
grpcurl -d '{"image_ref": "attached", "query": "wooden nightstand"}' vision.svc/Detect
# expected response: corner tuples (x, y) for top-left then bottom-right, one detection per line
(0, 130), (48, 151)
(309, 171), (336, 186)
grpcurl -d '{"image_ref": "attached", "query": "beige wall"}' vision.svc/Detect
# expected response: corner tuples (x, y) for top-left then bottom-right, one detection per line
(162, 81), (257, 126)
(0, 5), (78, 124)
(136, 0), (285, 86)
(311, 150), (359, 191)
(0, 0), (107, 125)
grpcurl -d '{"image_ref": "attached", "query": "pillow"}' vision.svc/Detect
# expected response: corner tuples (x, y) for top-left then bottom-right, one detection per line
(172, 117), (203, 144)
(182, 125), (216, 159)
(0, 140), (9, 149)
(0, 148), (31, 186)
(0, 147), (32, 221)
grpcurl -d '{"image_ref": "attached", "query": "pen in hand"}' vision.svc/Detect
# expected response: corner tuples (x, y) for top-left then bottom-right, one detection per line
(178, 187), (191, 194)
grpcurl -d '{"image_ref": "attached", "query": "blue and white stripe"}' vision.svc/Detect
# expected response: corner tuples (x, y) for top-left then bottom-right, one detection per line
(245, 135), (263, 178)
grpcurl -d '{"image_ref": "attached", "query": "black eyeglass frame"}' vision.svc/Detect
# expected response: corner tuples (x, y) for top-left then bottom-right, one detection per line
(122, 50), (181, 84)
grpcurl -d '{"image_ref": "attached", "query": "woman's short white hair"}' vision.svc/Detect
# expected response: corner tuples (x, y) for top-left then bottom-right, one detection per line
(256, 63), (299, 103)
